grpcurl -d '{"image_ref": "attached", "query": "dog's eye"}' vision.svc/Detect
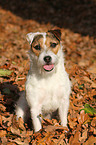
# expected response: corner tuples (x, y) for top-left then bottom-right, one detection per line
(50, 43), (57, 48)
(34, 44), (41, 50)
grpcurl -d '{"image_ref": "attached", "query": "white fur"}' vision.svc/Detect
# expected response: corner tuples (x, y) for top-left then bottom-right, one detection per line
(26, 32), (46, 45)
(16, 32), (71, 132)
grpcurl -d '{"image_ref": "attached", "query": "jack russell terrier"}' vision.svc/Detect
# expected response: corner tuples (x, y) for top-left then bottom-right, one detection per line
(16, 29), (71, 132)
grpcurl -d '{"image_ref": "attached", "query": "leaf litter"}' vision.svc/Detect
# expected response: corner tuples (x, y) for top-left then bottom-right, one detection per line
(0, 0), (96, 144)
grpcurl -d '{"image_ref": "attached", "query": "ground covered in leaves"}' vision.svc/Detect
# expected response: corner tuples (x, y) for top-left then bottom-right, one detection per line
(0, 0), (96, 144)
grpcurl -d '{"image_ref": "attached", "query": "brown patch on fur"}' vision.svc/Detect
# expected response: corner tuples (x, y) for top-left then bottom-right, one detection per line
(48, 29), (61, 41)
(32, 47), (41, 56)
(31, 35), (43, 56)
(46, 32), (61, 54)
(31, 32), (61, 56)
(51, 44), (61, 54)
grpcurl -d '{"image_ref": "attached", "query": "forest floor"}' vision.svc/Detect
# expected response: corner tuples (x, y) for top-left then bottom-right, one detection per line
(0, 0), (96, 144)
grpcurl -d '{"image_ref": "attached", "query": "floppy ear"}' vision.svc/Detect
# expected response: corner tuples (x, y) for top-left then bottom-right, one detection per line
(26, 33), (35, 45)
(26, 32), (42, 45)
(48, 29), (61, 41)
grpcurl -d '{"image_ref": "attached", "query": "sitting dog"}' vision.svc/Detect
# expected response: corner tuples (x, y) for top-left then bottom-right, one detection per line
(16, 29), (71, 132)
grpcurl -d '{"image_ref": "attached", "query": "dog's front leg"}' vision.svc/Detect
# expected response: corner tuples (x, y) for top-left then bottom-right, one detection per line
(30, 107), (42, 132)
(59, 99), (69, 127)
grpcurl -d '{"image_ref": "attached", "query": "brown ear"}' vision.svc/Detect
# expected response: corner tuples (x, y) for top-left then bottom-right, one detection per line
(48, 29), (61, 41)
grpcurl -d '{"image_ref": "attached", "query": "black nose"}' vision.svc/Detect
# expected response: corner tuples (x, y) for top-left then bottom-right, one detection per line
(44, 56), (52, 63)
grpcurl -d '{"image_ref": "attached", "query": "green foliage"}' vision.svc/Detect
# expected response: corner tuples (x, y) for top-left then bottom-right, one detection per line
(0, 69), (13, 76)
(78, 84), (84, 89)
(80, 104), (96, 115)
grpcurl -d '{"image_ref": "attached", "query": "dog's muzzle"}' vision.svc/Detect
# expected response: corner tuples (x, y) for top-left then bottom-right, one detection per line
(43, 56), (54, 72)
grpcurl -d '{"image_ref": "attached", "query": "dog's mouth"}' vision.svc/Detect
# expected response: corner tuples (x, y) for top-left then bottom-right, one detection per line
(43, 64), (54, 72)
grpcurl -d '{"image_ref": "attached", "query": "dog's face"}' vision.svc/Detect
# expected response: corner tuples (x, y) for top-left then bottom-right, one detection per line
(27, 29), (62, 73)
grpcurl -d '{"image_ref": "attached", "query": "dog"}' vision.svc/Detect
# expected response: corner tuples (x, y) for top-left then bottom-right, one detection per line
(16, 29), (71, 132)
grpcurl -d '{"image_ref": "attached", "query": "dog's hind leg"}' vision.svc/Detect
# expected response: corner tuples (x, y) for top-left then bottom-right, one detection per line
(15, 91), (29, 121)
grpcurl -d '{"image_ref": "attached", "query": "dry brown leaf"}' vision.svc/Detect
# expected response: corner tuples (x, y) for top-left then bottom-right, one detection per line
(70, 102), (81, 110)
(83, 76), (96, 88)
(0, 104), (6, 112)
(0, 115), (2, 126)
(79, 130), (87, 143)
(37, 142), (46, 145)
(68, 115), (77, 129)
(87, 63), (96, 74)
(56, 134), (66, 145)
(83, 136), (96, 145)
(43, 124), (67, 133)
(1, 115), (13, 128)
(0, 136), (8, 145)
(69, 131), (81, 145)
(36, 133), (53, 145)
(18, 117), (25, 131)
(7, 143), (16, 145)
(39, 114), (53, 125)
(26, 130), (33, 137)
(77, 110), (89, 125)
(90, 117), (96, 135)
(10, 126), (21, 136)
(9, 138), (29, 145)
(0, 130), (7, 137)
(91, 117), (96, 127)
(44, 125), (56, 132)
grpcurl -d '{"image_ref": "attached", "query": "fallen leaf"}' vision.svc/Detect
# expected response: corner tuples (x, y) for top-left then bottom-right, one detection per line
(83, 76), (96, 88)
(0, 69), (13, 76)
(0, 136), (7, 144)
(10, 126), (21, 136)
(0, 104), (6, 111)
(79, 130), (87, 143)
(18, 117), (25, 131)
(9, 138), (29, 145)
(80, 104), (96, 116)
(87, 63), (96, 74)
(0, 130), (7, 137)
(83, 136), (96, 145)
(69, 131), (81, 145)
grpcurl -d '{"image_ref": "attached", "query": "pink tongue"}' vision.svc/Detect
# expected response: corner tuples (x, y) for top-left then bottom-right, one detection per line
(43, 64), (54, 71)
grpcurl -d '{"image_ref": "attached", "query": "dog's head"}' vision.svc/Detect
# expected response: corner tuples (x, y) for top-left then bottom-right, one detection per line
(26, 29), (62, 73)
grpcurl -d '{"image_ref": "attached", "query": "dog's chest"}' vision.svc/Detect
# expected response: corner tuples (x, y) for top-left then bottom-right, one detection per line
(41, 84), (61, 111)
(26, 74), (64, 112)
(38, 82), (63, 112)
